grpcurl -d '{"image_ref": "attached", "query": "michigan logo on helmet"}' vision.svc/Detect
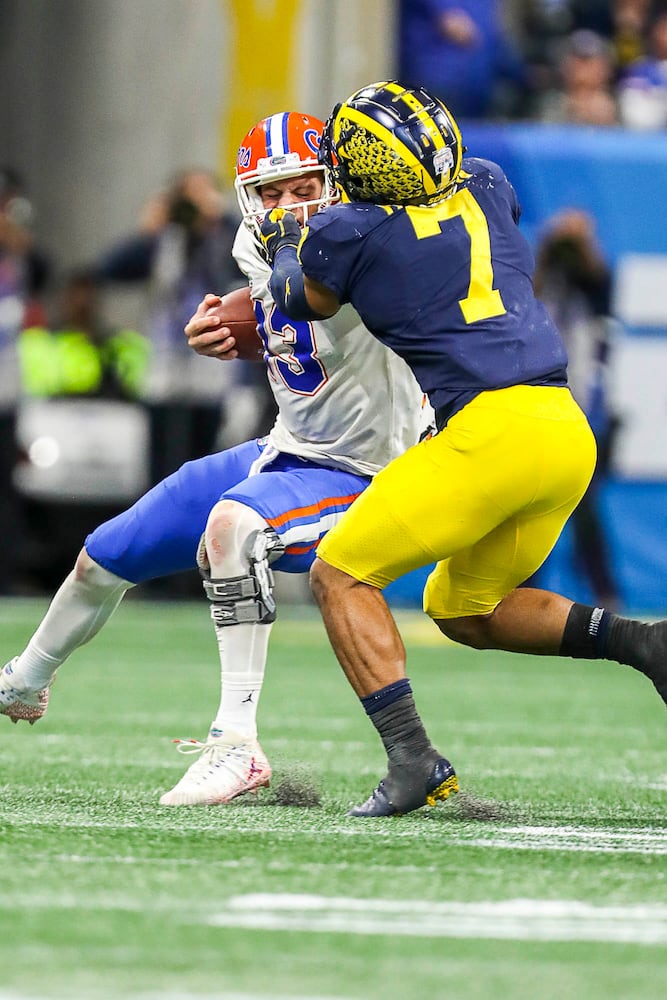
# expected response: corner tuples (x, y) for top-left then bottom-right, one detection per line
(318, 81), (464, 206)
(235, 112), (338, 246)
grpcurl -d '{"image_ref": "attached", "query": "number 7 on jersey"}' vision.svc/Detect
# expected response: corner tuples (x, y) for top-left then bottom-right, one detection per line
(405, 190), (507, 325)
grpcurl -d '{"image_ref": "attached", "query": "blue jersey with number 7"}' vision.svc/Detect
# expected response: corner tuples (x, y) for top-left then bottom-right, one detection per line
(298, 157), (568, 426)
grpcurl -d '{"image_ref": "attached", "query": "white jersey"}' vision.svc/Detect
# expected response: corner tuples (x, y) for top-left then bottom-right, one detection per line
(232, 224), (430, 477)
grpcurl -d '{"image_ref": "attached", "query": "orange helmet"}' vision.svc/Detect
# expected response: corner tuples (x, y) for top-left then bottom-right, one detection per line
(235, 112), (337, 245)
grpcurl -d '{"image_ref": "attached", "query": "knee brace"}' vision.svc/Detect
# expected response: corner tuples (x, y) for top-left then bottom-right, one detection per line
(202, 527), (285, 627)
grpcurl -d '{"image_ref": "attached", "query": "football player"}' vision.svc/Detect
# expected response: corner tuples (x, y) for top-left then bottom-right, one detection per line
(259, 81), (667, 817)
(0, 111), (434, 807)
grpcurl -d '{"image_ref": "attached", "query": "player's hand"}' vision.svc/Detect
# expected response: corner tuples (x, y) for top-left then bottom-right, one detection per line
(259, 208), (301, 265)
(184, 293), (238, 361)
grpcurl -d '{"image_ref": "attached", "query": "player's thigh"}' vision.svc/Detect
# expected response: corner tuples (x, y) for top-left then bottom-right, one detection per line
(224, 463), (371, 573)
(85, 439), (263, 582)
(317, 386), (596, 590)
(424, 393), (596, 618)
(316, 433), (505, 589)
(424, 495), (583, 619)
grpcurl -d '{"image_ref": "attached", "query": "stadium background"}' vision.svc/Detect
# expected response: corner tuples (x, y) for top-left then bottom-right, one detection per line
(1, 0), (666, 612)
(1, 7), (666, 998)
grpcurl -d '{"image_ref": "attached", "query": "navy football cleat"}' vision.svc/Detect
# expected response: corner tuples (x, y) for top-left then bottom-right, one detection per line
(348, 756), (459, 818)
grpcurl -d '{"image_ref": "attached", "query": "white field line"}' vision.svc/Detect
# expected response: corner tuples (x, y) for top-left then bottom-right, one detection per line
(209, 895), (667, 946)
(4, 812), (667, 854)
(2, 885), (665, 949)
(452, 824), (667, 855)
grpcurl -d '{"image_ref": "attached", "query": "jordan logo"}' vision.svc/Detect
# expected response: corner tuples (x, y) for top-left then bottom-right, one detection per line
(242, 692), (254, 703)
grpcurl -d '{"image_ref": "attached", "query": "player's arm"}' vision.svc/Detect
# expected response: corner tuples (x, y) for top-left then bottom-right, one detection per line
(260, 209), (340, 320)
(184, 293), (239, 360)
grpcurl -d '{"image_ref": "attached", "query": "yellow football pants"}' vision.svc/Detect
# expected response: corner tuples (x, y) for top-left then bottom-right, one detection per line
(316, 385), (597, 619)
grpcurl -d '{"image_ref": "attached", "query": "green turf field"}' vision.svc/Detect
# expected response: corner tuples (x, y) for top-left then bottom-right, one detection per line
(1, 595), (665, 1000)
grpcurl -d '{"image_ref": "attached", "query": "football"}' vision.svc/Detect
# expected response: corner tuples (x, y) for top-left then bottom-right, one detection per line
(206, 286), (264, 362)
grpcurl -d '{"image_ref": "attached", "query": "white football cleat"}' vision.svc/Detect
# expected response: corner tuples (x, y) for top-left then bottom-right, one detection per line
(0, 658), (52, 725)
(159, 727), (272, 806)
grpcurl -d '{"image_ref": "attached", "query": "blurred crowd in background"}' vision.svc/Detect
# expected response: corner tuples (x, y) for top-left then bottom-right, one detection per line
(400, 0), (667, 127)
(1, 0), (666, 599)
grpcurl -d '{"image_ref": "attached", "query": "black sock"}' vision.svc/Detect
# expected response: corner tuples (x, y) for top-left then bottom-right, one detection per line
(561, 603), (664, 683)
(560, 603), (611, 659)
(360, 679), (438, 767)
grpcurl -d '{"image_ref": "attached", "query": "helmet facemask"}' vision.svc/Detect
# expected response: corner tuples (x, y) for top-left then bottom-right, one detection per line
(235, 113), (338, 249)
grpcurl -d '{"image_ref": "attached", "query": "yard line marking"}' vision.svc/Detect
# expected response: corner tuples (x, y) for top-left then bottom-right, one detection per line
(208, 895), (667, 946)
(448, 824), (667, 855)
(5, 812), (667, 855)
(3, 889), (665, 948)
(456, 838), (667, 855)
(498, 825), (666, 841)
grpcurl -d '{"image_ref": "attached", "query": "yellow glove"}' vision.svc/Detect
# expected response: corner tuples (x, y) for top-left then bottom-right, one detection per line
(259, 208), (301, 264)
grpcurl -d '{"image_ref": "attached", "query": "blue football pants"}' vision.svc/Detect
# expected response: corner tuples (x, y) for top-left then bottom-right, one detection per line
(86, 438), (370, 583)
